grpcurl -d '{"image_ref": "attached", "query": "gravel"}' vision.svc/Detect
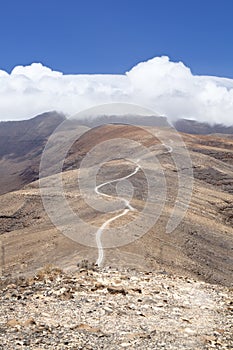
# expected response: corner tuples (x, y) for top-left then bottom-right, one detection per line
(0, 265), (232, 349)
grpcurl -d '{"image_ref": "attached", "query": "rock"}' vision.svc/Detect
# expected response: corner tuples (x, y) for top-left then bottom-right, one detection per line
(107, 286), (128, 295)
(6, 319), (20, 327)
(184, 327), (196, 335)
(120, 342), (131, 347)
(0, 266), (232, 349)
(181, 318), (192, 323)
(103, 306), (113, 313)
(204, 335), (217, 342)
(72, 323), (101, 333)
(24, 318), (36, 327)
(90, 282), (105, 291)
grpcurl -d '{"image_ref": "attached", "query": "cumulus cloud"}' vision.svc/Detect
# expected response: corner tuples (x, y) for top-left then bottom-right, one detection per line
(0, 57), (233, 125)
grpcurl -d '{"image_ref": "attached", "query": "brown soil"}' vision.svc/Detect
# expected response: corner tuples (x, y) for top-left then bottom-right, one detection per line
(0, 124), (232, 288)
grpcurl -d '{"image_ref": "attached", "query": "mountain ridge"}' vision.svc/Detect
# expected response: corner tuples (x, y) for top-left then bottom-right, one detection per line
(0, 112), (232, 195)
(0, 120), (232, 288)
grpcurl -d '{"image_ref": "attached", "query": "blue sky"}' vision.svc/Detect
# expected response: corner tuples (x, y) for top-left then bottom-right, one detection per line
(1, 0), (233, 77)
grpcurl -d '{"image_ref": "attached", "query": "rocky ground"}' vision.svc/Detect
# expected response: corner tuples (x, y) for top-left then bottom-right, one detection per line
(0, 121), (232, 349)
(0, 264), (232, 349)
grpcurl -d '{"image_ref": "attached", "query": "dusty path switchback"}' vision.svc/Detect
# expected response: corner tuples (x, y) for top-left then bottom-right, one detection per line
(95, 164), (141, 266)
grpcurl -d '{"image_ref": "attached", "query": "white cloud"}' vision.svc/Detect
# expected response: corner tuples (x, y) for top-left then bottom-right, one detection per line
(0, 56), (233, 125)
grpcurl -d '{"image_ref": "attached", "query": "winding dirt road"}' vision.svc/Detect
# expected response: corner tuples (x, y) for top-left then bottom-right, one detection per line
(95, 165), (141, 266)
(94, 140), (174, 266)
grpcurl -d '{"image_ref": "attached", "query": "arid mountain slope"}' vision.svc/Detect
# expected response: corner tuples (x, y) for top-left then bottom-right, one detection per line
(0, 113), (232, 195)
(0, 123), (232, 287)
(0, 112), (65, 195)
(174, 118), (233, 135)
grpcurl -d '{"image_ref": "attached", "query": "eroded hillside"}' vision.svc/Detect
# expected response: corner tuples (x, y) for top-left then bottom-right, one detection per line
(0, 124), (232, 287)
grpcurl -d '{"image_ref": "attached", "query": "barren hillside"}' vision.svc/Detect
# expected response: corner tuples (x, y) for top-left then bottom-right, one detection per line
(0, 123), (232, 287)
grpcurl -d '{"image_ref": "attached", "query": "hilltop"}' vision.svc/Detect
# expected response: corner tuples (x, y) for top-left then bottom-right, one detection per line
(0, 265), (232, 349)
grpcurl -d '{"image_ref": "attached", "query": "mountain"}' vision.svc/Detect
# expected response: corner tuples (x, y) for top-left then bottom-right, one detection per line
(75, 114), (169, 128)
(0, 111), (65, 194)
(0, 111), (65, 158)
(0, 117), (232, 288)
(0, 114), (232, 348)
(174, 118), (233, 135)
(1, 112), (232, 196)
